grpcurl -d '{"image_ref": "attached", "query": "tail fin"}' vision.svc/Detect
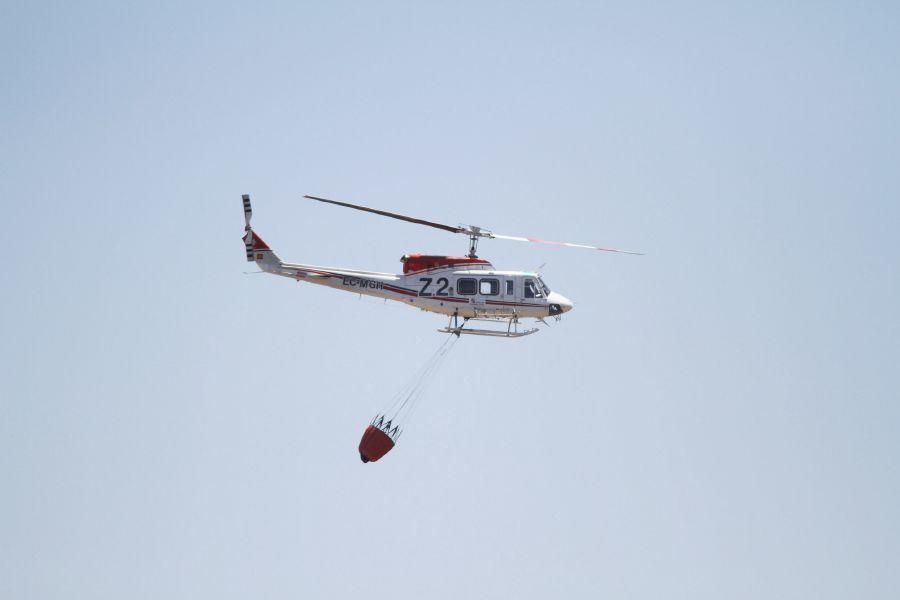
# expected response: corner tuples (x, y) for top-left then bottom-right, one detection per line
(241, 194), (281, 267)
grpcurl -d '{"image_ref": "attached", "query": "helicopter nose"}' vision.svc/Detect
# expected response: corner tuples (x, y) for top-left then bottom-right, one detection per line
(548, 292), (574, 316)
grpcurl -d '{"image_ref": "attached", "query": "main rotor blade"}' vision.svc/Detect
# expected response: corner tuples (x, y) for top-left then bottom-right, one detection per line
(491, 233), (644, 255)
(304, 195), (465, 235)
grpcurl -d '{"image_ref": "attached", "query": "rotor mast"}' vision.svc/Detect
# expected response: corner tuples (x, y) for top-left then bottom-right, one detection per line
(467, 226), (485, 257)
(462, 226), (499, 258)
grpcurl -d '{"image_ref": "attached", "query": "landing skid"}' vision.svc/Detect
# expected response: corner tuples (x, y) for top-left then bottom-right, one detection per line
(438, 326), (539, 338)
(438, 315), (539, 339)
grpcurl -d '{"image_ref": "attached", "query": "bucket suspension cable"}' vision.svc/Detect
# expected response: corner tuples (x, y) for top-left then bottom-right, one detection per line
(385, 334), (457, 423)
(399, 335), (458, 427)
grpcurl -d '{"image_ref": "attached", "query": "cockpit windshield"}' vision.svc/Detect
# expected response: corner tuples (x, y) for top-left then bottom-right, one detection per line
(537, 277), (551, 296)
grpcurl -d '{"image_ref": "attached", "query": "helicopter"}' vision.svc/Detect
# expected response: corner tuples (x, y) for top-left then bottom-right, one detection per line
(242, 194), (641, 338)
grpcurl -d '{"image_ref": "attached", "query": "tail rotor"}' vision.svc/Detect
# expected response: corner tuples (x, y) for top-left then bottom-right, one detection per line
(242, 194), (255, 261)
(241, 194), (277, 264)
(243, 194), (253, 229)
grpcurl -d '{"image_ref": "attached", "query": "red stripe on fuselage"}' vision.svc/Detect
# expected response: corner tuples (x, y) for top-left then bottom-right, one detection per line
(485, 299), (545, 307)
(383, 284), (418, 296)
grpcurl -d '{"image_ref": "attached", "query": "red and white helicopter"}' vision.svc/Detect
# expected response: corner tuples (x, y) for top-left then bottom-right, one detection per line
(242, 194), (641, 338)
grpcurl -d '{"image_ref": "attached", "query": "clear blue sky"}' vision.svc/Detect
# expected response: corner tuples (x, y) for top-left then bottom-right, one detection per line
(2, 2), (898, 598)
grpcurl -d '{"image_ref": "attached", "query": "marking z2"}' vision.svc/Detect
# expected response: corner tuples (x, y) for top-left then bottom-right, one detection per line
(419, 277), (450, 297)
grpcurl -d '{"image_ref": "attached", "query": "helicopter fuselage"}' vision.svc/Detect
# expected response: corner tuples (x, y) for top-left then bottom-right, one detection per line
(256, 252), (573, 320)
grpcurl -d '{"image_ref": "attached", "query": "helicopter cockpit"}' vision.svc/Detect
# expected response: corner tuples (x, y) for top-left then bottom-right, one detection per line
(524, 276), (551, 299)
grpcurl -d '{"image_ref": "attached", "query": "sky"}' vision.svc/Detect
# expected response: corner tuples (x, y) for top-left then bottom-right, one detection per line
(1, 2), (899, 598)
